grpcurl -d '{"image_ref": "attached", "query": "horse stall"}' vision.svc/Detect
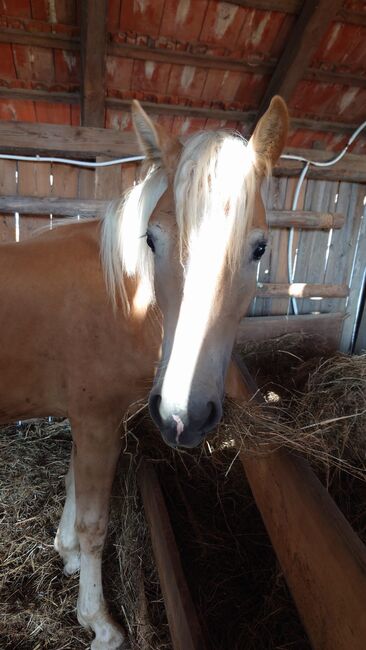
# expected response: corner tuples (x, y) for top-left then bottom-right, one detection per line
(1, 1), (366, 649)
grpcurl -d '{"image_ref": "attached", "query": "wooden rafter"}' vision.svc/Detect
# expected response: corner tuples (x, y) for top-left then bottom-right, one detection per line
(221, 0), (366, 25)
(80, 0), (108, 128)
(0, 28), (365, 90)
(256, 0), (345, 119)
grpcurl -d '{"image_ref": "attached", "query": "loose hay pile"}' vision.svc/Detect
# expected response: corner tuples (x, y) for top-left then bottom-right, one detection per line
(0, 421), (170, 650)
(1, 341), (366, 649)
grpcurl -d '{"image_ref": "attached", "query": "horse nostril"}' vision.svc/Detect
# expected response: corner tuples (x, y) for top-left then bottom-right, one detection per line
(149, 393), (162, 425)
(204, 400), (221, 431)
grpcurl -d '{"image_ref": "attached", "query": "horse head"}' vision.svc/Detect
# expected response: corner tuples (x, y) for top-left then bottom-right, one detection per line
(131, 98), (289, 448)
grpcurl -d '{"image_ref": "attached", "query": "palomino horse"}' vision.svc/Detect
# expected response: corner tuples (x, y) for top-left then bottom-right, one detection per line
(0, 97), (288, 649)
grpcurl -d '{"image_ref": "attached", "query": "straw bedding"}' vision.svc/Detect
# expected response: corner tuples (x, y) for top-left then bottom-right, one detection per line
(1, 338), (366, 649)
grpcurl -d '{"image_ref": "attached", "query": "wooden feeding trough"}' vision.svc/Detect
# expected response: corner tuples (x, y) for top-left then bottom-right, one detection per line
(135, 357), (366, 650)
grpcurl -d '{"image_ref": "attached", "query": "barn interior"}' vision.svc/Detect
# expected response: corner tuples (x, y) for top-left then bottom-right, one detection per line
(0, 2), (366, 649)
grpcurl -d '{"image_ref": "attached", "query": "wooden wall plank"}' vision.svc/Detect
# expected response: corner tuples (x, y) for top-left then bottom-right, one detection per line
(322, 182), (363, 314)
(17, 161), (51, 197)
(51, 163), (79, 199)
(0, 215), (15, 243)
(294, 180), (335, 314)
(340, 188), (366, 352)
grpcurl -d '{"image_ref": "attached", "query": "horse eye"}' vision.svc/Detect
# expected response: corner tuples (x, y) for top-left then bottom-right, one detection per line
(252, 242), (266, 261)
(146, 232), (155, 253)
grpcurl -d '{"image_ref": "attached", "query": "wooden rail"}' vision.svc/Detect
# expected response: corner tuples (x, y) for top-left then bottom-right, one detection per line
(267, 210), (344, 229)
(0, 121), (365, 182)
(137, 460), (207, 650)
(225, 358), (366, 650)
(0, 196), (345, 231)
(256, 282), (349, 299)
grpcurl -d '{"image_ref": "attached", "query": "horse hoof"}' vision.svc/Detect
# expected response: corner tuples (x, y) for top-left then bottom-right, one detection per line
(90, 631), (129, 650)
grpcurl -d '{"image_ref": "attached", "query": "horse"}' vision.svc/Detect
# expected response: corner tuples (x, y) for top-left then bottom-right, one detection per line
(0, 96), (288, 649)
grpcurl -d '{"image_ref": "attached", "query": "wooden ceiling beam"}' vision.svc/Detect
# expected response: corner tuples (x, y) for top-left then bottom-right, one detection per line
(256, 0), (345, 120)
(80, 0), (108, 128)
(0, 86), (361, 139)
(108, 41), (366, 89)
(0, 28), (79, 50)
(220, 1), (366, 25)
(0, 29), (365, 90)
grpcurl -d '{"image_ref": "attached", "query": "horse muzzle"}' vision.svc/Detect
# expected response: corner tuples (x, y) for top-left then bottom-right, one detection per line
(148, 392), (222, 448)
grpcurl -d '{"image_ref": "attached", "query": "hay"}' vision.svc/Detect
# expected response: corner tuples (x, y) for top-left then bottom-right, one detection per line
(0, 420), (170, 650)
(1, 343), (366, 649)
(220, 349), (366, 483)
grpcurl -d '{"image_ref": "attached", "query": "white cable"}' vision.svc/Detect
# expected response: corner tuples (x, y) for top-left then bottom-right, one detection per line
(0, 153), (145, 167)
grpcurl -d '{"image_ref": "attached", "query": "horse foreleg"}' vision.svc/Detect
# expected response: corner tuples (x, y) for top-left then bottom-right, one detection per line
(73, 417), (128, 650)
(54, 445), (81, 575)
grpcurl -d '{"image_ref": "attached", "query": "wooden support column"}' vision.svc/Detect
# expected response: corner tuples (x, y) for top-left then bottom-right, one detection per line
(225, 358), (366, 650)
(137, 460), (207, 650)
(80, 0), (108, 128)
(256, 0), (344, 119)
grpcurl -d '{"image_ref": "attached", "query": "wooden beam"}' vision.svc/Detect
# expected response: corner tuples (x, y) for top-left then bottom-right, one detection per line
(105, 97), (360, 137)
(0, 29), (364, 90)
(0, 87), (80, 105)
(0, 28), (79, 50)
(256, 282), (349, 299)
(0, 196), (345, 231)
(0, 122), (364, 183)
(236, 312), (344, 349)
(0, 121), (138, 158)
(222, 0), (366, 24)
(225, 358), (366, 650)
(0, 88), (363, 139)
(80, 0), (108, 127)
(108, 42), (366, 90)
(256, 0), (345, 118)
(106, 96), (257, 124)
(0, 196), (108, 217)
(277, 147), (366, 183)
(214, 0), (300, 12)
(268, 210), (344, 229)
(108, 41), (273, 76)
(137, 460), (207, 650)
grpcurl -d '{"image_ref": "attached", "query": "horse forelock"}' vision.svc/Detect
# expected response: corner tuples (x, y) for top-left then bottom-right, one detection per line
(174, 130), (258, 271)
(100, 165), (167, 312)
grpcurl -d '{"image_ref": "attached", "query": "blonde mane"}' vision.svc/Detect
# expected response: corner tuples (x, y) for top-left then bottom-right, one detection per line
(100, 130), (258, 313)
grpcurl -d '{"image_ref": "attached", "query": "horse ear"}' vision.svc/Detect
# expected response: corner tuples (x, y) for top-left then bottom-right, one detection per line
(249, 96), (289, 176)
(131, 100), (182, 174)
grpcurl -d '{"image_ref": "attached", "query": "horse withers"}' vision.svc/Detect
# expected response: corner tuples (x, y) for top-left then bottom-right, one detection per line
(0, 96), (288, 649)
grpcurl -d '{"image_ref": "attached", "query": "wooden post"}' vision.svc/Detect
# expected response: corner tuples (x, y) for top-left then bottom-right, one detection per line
(225, 358), (366, 650)
(137, 460), (207, 650)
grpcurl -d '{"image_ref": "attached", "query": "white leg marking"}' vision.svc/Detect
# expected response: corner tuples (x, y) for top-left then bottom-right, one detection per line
(172, 413), (184, 443)
(54, 458), (80, 575)
(78, 552), (128, 650)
